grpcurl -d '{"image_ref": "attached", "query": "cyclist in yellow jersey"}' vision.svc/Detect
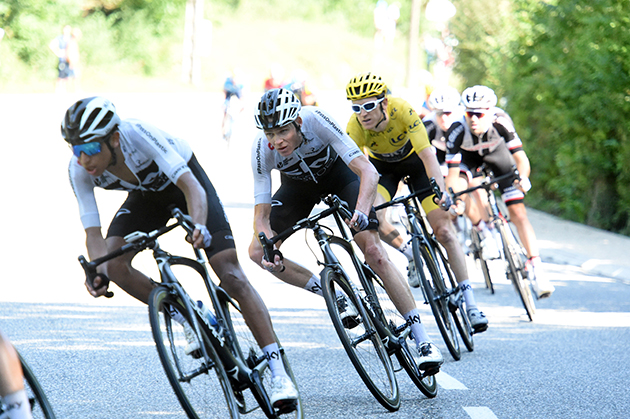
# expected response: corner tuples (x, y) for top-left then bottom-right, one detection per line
(345, 72), (488, 333)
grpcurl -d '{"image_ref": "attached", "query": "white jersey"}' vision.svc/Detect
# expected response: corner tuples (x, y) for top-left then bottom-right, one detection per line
(422, 108), (466, 152)
(251, 106), (364, 205)
(69, 119), (194, 229)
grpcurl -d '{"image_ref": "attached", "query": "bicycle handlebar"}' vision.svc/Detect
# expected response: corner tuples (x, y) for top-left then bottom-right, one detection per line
(374, 177), (442, 211)
(258, 195), (352, 264)
(449, 167), (520, 201)
(78, 207), (195, 299)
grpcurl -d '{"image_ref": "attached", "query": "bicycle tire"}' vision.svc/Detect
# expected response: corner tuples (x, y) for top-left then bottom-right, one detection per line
(366, 270), (438, 398)
(498, 221), (536, 321)
(148, 286), (241, 418)
(321, 267), (400, 412)
(17, 352), (56, 419)
(471, 228), (494, 294)
(432, 244), (475, 353)
(219, 291), (304, 418)
(412, 233), (461, 361)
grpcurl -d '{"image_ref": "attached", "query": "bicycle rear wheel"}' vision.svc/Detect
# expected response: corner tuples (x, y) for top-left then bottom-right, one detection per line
(321, 267), (400, 412)
(18, 353), (56, 419)
(367, 271), (438, 398)
(219, 290), (304, 418)
(499, 222), (536, 321)
(412, 235), (461, 361)
(148, 286), (240, 418)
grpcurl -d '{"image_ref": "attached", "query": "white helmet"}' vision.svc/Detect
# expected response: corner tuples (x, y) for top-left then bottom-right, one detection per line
(61, 97), (121, 145)
(255, 88), (301, 130)
(428, 87), (461, 112)
(461, 85), (497, 110)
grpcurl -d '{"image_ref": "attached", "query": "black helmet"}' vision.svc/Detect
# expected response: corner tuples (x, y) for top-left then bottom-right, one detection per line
(61, 97), (121, 145)
(254, 88), (301, 130)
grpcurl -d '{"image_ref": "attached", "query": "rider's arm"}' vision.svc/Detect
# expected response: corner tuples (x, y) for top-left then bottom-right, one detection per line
(175, 172), (209, 248)
(347, 155), (379, 217)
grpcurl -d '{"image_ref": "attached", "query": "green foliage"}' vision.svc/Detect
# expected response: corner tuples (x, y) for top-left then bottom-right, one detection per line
(450, 0), (630, 234)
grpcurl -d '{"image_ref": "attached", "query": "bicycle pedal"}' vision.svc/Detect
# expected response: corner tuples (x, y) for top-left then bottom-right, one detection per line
(422, 366), (440, 377)
(274, 399), (298, 415)
(473, 324), (489, 334)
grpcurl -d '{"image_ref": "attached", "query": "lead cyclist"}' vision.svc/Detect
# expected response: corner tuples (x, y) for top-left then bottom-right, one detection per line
(62, 97), (298, 407)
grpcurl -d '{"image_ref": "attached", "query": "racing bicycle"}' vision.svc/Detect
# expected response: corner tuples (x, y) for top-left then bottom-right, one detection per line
(450, 166), (536, 321)
(78, 208), (303, 418)
(258, 195), (439, 413)
(375, 179), (475, 361)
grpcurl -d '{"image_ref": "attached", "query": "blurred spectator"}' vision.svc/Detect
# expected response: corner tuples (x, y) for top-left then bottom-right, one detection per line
(263, 63), (286, 92)
(283, 69), (317, 106)
(67, 27), (82, 92)
(48, 25), (72, 93)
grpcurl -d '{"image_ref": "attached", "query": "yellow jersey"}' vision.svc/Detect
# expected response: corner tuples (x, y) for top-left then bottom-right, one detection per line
(346, 96), (431, 163)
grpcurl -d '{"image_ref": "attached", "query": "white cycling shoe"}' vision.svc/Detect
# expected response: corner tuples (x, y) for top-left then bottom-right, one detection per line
(337, 295), (360, 329)
(269, 375), (298, 412)
(183, 321), (201, 356)
(407, 260), (421, 288)
(416, 342), (444, 371)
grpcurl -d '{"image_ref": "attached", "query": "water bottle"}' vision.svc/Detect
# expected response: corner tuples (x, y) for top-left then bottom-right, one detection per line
(197, 300), (218, 329)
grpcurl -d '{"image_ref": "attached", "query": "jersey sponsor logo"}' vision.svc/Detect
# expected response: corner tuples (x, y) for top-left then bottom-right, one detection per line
(271, 199), (283, 207)
(136, 123), (168, 154)
(446, 123), (464, 149)
(224, 234), (234, 241)
(408, 119), (421, 132)
(314, 109), (344, 137)
(267, 142), (275, 150)
(391, 132), (406, 146)
(171, 163), (187, 180)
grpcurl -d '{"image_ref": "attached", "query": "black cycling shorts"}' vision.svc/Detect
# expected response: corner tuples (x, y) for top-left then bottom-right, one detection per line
(370, 153), (435, 203)
(460, 142), (524, 206)
(106, 154), (235, 259)
(269, 158), (379, 237)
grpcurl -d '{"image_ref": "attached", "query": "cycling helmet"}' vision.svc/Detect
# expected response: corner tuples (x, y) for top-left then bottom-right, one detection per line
(346, 72), (387, 100)
(428, 87), (461, 112)
(61, 97), (120, 145)
(255, 88), (301, 130)
(461, 85), (497, 110)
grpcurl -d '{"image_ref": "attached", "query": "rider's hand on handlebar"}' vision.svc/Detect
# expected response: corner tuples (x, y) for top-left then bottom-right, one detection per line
(85, 273), (112, 298)
(261, 254), (285, 274)
(435, 192), (454, 213)
(346, 210), (369, 232)
(516, 177), (531, 194)
(189, 224), (212, 249)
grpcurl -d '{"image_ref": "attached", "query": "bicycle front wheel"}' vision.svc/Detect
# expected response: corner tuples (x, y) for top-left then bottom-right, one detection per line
(148, 286), (240, 418)
(219, 290), (304, 418)
(368, 272), (438, 398)
(18, 353), (56, 419)
(412, 236), (461, 361)
(499, 221), (536, 321)
(321, 267), (400, 412)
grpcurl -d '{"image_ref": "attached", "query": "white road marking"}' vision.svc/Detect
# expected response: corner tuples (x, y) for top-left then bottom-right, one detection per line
(436, 371), (468, 389)
(463, 406), (499, 419)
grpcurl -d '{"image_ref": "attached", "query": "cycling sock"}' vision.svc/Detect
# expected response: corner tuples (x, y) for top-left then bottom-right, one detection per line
(398, 242), (414, 261)
(1, 390), (34, 419)
(404, 309), (431, 345)
(304, 275), (323, 296)
(262, 343), (288, 378)
(459, 279), (477, 310)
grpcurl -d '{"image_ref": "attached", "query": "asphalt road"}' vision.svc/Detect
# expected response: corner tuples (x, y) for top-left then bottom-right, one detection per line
(2, 92), (629, 418)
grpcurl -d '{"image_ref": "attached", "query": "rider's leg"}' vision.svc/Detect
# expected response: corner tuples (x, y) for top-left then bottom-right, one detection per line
(103, 236), (157, 304)
(374, 192), (413, 261)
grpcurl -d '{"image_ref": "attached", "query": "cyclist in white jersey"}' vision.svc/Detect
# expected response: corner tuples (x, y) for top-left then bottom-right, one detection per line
(248, 88), (444, 371)
(63, 97), (298, 406)
(445, 86), (555, 299)
(0, 330), (33, 419)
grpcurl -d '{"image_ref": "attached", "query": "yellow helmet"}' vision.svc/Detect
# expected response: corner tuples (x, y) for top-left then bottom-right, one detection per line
(346, 72), (387, 100)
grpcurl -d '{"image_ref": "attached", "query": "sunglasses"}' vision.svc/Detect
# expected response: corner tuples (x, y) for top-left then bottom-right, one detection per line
(437, 111), (452, 117)
(351, 98), (384, 114)
(465, 110), (488, 119)
(72, 141), (102, 157)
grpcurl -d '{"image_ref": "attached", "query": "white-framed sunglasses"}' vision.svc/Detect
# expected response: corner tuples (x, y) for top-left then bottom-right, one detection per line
(351, 97), (384, 114)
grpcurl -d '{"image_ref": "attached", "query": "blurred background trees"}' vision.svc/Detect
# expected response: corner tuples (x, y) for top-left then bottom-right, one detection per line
(1, 0), (628, 234)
